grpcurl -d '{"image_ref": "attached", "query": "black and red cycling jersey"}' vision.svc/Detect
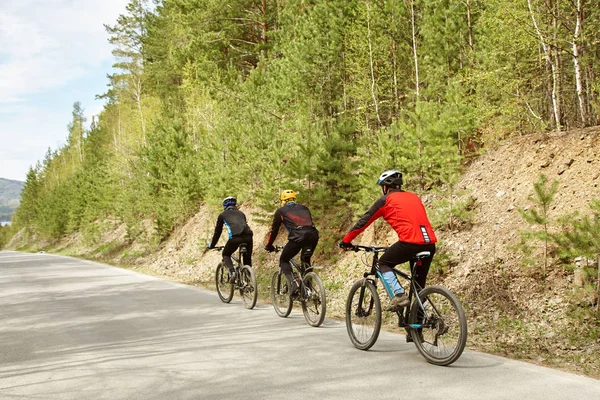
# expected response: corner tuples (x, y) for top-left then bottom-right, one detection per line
(266, 203), (318, 245)
(343, 189), (437, 245)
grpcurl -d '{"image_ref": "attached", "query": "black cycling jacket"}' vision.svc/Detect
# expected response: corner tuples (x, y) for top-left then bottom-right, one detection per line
(209, 207), (253, 248)
(266, 203), (318, 245)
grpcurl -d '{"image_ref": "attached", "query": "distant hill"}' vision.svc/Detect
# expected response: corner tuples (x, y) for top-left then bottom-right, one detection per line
(0, 178), (24, 223)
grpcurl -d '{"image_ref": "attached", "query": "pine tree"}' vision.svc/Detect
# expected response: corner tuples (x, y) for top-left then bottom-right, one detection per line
(519, 174), (560, 278)
(554, 200), (600, 310)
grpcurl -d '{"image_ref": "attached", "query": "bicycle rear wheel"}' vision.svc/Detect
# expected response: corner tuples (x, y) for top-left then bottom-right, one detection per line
(301, 272), (326, 327)
(409, 285), (467, 366)
(271, 270), (292, 317)
(345, 279), (381, 350)
(215, 262), (234, 303)
(239, 266), (258, 310)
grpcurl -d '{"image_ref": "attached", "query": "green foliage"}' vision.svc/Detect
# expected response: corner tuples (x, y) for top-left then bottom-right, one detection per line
(517, 174), (559, 278)
(554, 200), (600, 260)
(0, 225), (7, 249)
(553, 200), (600, 310)
(136, 118), (206, 239)
(12, 0), (600, 252)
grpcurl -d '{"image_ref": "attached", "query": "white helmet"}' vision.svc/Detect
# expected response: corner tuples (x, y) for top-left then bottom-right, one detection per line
(377, 170), (403, 188)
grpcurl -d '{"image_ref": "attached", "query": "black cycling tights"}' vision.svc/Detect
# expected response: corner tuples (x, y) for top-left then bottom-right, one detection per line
(222, 235), (253, 272)
(378, 241), (436, 290)
(279, 233), (319, 283)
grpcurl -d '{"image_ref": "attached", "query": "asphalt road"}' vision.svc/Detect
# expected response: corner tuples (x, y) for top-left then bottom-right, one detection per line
(1, 250), (599, 400)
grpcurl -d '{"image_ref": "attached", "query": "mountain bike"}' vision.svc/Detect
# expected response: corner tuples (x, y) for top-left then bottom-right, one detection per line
(269, 246), (327, 327)
(212, 244), (258, 309)
(345, 244), (467, 366)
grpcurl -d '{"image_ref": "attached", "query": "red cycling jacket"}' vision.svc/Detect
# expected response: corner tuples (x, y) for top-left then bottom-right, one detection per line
(343, 189), (437, 245)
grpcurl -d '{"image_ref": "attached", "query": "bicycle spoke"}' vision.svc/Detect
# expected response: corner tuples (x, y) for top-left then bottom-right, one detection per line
(271, 270), (292, 317)
(301, 272), (326, 327)
(346, 280), (381, 350)
(215, 263), (234, 303)
(409, 285), (467, 366)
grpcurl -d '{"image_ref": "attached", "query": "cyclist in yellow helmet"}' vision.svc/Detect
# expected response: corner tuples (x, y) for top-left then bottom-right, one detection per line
(265, 190), (319, 296)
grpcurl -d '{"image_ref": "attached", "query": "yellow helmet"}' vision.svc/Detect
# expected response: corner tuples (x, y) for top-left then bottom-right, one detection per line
(280, 189), (296, 202)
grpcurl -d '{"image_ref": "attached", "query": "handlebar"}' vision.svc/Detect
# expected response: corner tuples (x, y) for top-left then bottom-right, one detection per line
(210, 246), (225, 251)
(344, 244), (388, 253)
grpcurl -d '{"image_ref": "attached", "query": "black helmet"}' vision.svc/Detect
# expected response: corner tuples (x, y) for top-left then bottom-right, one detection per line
(377, 170), (403, 188)
(222, 196), (237, 208)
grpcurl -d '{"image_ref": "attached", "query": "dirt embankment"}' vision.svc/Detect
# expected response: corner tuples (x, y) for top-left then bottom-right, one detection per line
(8, 127), (600, 378)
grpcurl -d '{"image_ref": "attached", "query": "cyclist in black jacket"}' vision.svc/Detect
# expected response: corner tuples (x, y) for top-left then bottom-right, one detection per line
(265, 190), (319, 295)
(207, 196), (253, 283)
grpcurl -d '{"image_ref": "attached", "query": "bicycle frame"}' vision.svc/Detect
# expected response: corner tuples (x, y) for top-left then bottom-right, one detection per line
(275, 246), (314, 281)
(214, 244), (249, 288)
(356, 246), (426, 330)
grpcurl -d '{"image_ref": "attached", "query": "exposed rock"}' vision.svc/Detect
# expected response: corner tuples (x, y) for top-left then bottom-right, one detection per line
(574, 267), (587, 288)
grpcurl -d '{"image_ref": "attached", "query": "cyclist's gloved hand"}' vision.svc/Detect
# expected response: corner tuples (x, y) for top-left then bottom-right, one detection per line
(339, 241), (353, 250)
(264, 244), (275, 253)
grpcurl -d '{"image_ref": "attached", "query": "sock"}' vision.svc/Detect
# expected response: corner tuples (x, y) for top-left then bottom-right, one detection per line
(382, 271), (405, 297)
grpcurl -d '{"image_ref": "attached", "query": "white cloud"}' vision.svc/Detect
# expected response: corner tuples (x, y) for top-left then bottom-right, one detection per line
(0, 0), (130, 181)
(0, 0), (128, 103)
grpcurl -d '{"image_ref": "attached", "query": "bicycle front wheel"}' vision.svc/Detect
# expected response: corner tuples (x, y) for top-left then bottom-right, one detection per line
(239, 266), (258, 310)
(270, 270), (292, 317)
(301, 272), (326, 327)
(215, 262), (234, 303)
(345, 279), (381, 350)
(409, 285), (467, 366)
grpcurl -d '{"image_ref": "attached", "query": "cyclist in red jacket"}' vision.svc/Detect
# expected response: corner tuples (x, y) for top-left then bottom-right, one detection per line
(340, 170), (437, 311)
(265, 190), (319, 296)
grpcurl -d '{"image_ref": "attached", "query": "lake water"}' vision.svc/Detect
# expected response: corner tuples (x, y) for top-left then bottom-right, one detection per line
(1, 221), (11, 227)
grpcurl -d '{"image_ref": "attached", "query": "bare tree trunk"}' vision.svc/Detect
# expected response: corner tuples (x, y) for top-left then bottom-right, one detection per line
(366, 3), (382, 126)
(79, 128), (83, 165)
(133, 75), (146, 144)
(261, 0), (268, 44)
(572, 0), (587, 126)
(552, 0), (562, 131)
(528, 0), (561, 132)
(410, 0), (420, 101)
(409, 0), (423, 187)
(391, 23), (399, 114)
(117, 105), (122, 152)
(466, 0), (473, 51)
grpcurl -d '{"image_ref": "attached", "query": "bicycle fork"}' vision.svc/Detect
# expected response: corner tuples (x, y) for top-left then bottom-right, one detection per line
(355, 278), (376, 318)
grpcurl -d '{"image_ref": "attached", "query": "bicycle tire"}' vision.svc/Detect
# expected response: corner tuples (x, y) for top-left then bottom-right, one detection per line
(271, 270), (292, 317)
(345, 279), (382, 350)
(215, 262), (234, 303)
(301, 272), (326, 327)
(408, 285), (467, 366)
(239, 266), (258, 310)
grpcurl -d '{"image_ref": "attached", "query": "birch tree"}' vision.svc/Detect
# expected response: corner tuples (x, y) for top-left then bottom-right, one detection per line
(528, 0), (561, 131)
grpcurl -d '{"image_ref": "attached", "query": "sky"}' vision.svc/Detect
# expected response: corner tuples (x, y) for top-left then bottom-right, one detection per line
(0, 0), (130, 182)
